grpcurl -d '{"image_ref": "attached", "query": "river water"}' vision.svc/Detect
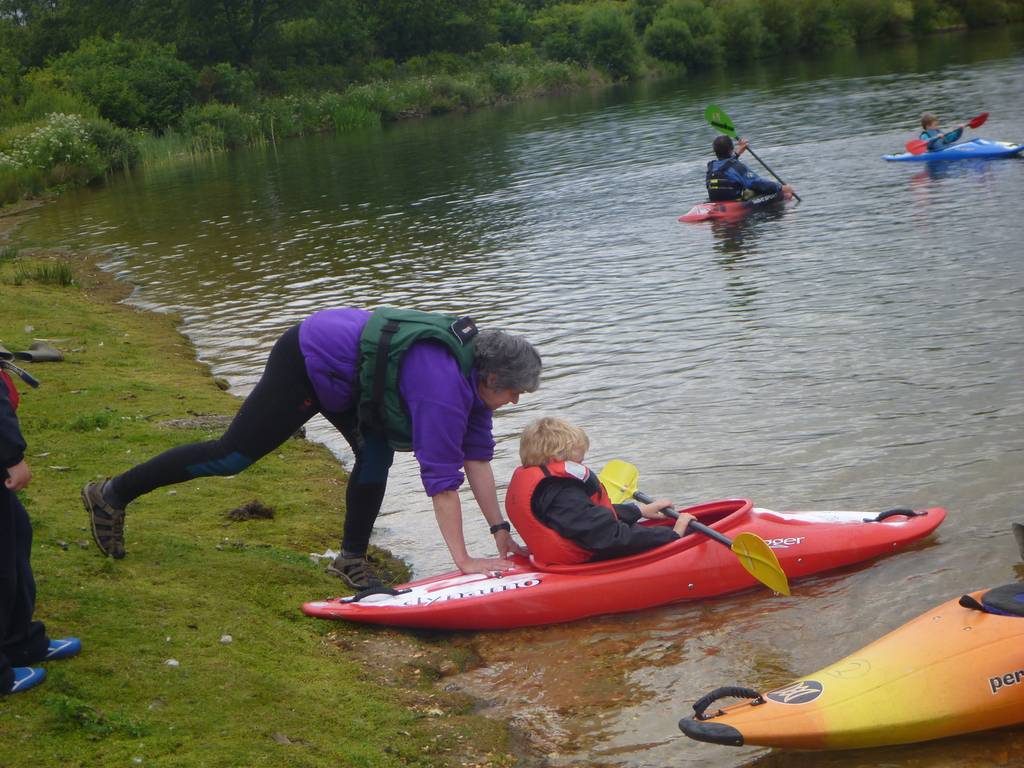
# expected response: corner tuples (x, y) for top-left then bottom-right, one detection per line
(16, 27), (1024, 767)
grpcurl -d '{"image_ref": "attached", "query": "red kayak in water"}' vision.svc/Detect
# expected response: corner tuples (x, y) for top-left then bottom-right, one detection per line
(679, 189), (793, 223)
(303, 499), (946, 631)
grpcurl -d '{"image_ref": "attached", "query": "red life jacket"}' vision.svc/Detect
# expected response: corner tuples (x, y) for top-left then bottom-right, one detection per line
(1, 370), (18, 411)
(505, 460), (618, 566)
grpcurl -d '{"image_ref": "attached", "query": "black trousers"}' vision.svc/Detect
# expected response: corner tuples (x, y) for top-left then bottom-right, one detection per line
(107, 325), (395, 555)
(0, 488), (49, 691)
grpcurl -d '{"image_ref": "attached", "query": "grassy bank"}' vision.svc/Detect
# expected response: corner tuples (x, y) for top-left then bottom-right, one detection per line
(0, 233), (519, 767)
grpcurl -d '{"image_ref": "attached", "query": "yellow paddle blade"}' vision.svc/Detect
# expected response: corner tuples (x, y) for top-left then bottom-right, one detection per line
(731, 532), (791, 596)
(598, 459), (639, 504)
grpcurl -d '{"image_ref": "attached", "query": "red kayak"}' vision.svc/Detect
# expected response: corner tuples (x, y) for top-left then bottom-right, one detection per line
(679, 189), (792, 223)
(303, 499), (946, 631)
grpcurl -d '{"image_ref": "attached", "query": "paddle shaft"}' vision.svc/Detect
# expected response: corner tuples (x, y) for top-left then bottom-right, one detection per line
(738, 141), (801, 202)
(0, 359), (39, 388)
(633, 490), (734, 548)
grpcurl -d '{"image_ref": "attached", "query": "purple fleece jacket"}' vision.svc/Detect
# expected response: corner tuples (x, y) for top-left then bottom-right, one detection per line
(298, 308), (495, 496)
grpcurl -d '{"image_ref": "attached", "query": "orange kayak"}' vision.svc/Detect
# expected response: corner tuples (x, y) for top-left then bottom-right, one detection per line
(679, 583), (1024, 750)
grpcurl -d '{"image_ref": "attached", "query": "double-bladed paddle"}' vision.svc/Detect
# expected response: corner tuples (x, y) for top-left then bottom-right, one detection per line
(704, 104), (801, 202)
(904, 112), (989, 154)
(904, 112), (988, 155)
(599, 459), (791, 596)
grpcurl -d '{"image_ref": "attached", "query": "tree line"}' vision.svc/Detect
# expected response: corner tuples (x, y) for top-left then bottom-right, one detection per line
(1, 0), (1021, 203)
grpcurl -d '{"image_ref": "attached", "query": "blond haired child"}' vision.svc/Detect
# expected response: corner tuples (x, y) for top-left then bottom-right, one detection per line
(919, 112), (963, 152)
(504, 417), (694, 566)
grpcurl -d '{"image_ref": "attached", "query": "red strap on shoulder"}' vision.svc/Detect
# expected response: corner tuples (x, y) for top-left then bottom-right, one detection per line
(2, 370), (19, 411)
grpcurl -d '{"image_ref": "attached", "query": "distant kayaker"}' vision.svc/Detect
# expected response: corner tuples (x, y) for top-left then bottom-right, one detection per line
(919, 112), (964, 152)
(82, 307), (541, 590)
(706, 135), (796, 202)
(504, 417), (694, 565)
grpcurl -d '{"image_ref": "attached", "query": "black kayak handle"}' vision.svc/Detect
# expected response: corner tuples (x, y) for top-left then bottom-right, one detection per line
(692, 686), (765, 720)
(865, 508), (925, 523)
(958, 594), (985, 612)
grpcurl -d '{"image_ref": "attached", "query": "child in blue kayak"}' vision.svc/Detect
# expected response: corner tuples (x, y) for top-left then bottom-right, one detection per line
(1, 359), (81, 695)
(706, 135), (795, 202)
(919, 112), (964, 152)
(504, 417), (694, 566)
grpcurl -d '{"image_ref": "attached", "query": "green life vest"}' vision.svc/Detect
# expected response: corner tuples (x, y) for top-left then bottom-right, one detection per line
(358, 307), (478, 451)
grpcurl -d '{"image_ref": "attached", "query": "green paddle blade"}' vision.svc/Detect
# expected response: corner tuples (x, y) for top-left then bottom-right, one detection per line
(731, 533), (791, 596)
(599, 459), (639, 505)
(705, 104), (737, 137)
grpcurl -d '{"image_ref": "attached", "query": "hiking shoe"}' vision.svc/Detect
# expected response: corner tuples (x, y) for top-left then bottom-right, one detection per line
(326, 555), (383, 590)
(82, 480), (126, 559)
(44, 637), (82, 661)
(6, 667), (46, 694)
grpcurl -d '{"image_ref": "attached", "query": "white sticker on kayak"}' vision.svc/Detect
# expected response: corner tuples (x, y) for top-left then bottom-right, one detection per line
(753, 508), (893, 525)
(343, 572), (544, 608)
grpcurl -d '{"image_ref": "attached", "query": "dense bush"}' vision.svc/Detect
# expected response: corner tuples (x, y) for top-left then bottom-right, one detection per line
(179, 103), (261, 151)
(492, 0), (533, 43)
(196, 63), (258, 107)
(758, 0), (803, 53)
(712, 0), (767, 61)
(954, 0), (1012, 26)
(0, 49), (20, 107)
(2, 83), (99, 128)
(580, 3), (642, 79)
(529, 4), (587, 63)
(42, 37), (195, 131)
(0, 112), (138, 203)
(645, 0), (722, 68)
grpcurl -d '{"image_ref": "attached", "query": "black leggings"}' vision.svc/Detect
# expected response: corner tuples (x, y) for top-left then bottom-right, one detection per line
(107, 325), (394, 554)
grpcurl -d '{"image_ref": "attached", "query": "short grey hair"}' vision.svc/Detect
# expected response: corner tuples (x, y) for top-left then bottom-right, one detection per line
(474, 330), (541, 392)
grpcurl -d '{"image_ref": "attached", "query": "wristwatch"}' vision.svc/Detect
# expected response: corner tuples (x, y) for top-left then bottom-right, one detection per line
(489, 521), (511, 535)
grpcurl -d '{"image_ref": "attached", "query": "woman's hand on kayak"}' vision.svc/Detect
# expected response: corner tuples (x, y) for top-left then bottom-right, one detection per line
(638, 499), (674, 520)
(457, 556), (516, 577)
(494, 529), (529, 559)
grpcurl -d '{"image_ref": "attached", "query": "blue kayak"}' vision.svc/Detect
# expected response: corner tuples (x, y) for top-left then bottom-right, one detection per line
(884, 138), (1024, 162)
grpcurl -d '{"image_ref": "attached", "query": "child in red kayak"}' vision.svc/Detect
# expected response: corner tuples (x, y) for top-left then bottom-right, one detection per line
(504, 417), (693, 566)
(919, 112), (964, 152)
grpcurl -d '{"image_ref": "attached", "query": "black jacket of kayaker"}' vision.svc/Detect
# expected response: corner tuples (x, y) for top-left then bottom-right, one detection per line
(505, 461), (680, 566)
(705, 157), (782, 201)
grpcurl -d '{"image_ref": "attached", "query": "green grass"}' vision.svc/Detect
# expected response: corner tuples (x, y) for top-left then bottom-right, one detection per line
(0, 253), (516, 767)
(16, 260), (75, 286)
